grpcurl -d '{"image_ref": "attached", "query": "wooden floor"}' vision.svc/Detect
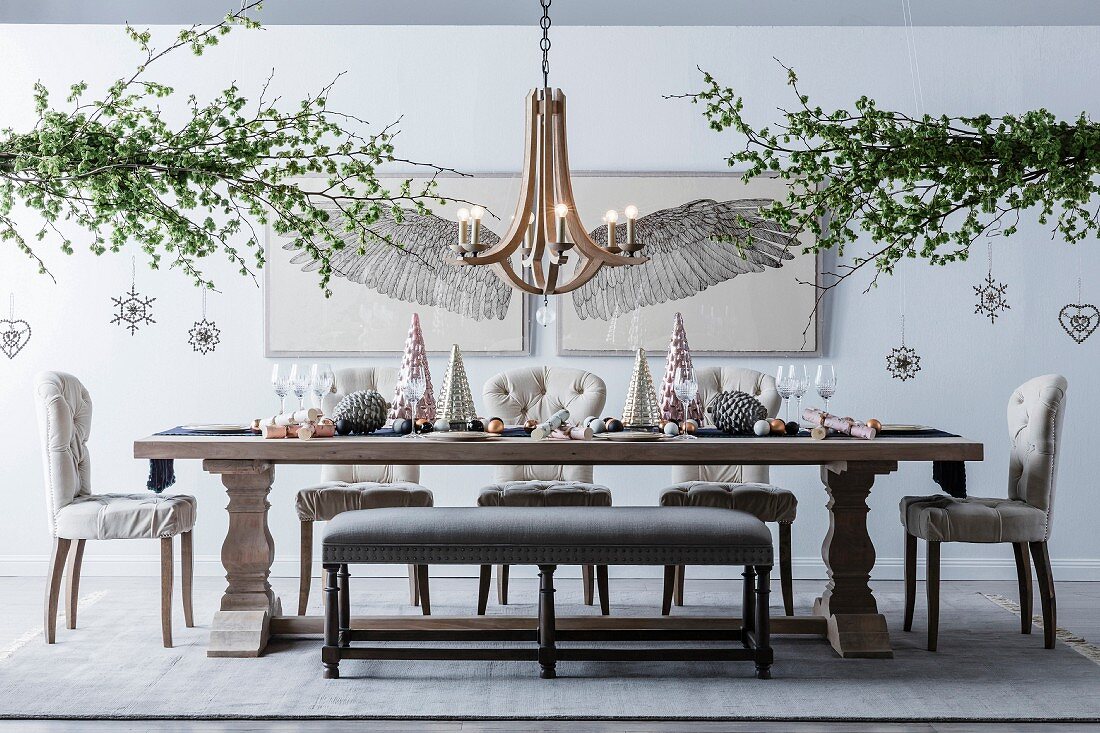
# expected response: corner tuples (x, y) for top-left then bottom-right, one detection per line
(2, 577), (1099, 732)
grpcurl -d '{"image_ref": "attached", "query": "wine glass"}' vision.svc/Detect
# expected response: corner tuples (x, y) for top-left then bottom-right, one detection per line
(775, 366), (794, 422)
(403, 364), (427, 438)
(790, 364), (809, 423)
(270, 364), (290, 413)
(310, 363), (334, 409)
(815, 364), (837, 413)
(288, 364), (310, 410)
(672, 364), (699, 440)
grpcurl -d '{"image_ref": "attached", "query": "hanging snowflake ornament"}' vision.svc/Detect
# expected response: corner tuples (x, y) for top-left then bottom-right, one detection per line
(885, 315), (921, 381)
(188, 291), (221, 355)
(111, 257), (156, 335)
(1, 293), (32, 360)
(973, 242), (1009, 323)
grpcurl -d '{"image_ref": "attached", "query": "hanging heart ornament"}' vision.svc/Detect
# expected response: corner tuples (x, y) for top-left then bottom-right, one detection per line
(0, 318), (31, 359)
(1058, 303), (1099, 344)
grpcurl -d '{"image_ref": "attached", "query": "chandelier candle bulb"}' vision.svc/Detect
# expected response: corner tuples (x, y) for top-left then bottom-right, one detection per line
(457, 208), (470, 245)
(554, 203), (568, 242)
(470, 206), (485, 247)
(625, 204), (638, 245)
(526, 213), (536, 252)
(605, 210), (618, 251)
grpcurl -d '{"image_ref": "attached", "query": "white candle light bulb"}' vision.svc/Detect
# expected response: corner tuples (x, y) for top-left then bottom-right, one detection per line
(624, 205), (638, 220)
(457, 208), (470, 222)
(555, 203), (569, 218)
(605, 210), (619, 223)
(470, 205), (485, 220)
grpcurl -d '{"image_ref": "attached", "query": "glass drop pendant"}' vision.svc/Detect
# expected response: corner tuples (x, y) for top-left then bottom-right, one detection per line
(535, 302), (556, 327)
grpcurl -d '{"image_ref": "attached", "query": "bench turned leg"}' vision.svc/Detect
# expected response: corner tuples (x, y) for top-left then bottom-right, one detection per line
(322, 564), (341, 679)
(755, 565), (773, 680)
(538, 565), (557, 679)
(337, 565), (350, 648)
(742, 565), (757, 635)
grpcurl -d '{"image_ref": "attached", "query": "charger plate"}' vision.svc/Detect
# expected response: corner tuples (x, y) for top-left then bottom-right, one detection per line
(596, 432), (665, 442)
(881, 423), (932, 431)
(422, 431), (499, 442)
(181, 423), (250, 432)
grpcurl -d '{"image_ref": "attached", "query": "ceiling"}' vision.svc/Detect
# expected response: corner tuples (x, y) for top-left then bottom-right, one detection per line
(3, 0), (1100, 26)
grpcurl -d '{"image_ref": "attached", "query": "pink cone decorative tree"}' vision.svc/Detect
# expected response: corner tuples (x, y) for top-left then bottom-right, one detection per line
(390, 313), (436, 420)
(660, 312), (705, 422)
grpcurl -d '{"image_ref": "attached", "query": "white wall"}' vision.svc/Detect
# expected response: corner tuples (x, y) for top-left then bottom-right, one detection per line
(1, 24), (1097, 583)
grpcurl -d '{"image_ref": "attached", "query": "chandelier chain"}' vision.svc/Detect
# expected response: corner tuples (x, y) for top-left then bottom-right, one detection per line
(539, 0), (552, 88)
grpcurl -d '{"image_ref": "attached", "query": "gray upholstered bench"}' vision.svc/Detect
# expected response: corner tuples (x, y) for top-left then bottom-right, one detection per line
(321, 506), (774, 679)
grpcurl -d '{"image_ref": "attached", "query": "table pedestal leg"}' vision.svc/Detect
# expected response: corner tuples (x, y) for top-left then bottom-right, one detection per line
(203, 460), (278, 658)
(814, 461), (897, 659)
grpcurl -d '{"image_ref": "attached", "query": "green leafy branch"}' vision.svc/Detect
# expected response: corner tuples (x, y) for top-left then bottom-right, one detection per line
(672, 62), (1100, 302)
(0, 1), (469, 294)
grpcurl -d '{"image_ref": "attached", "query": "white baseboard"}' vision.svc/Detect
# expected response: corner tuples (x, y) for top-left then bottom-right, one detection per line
(3, 554), (1099, 582)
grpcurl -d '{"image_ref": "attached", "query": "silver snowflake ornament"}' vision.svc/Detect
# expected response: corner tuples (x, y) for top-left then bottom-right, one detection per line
(973, 274), (1009, 323)
(111, 286), (156, 335)
(188, 318), (221, 355)
(886, 344), (922, 381)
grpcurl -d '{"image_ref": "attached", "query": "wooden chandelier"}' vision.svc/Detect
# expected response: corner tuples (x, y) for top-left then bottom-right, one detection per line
(447, 88), (647, 297)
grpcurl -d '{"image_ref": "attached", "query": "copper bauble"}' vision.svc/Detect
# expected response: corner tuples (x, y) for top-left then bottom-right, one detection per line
(523, 419), (539, 433)
(769, 418), (786, 435)
(486, 418), (505, 434)
(682, 421), (697, 435)
(867, 418), (883, 432)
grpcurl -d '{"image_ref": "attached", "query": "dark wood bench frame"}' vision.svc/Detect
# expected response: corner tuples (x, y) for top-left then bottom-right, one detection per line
(321, 562), (773, 680)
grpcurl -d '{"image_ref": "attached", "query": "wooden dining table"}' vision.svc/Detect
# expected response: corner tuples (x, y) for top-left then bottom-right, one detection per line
(133, 432), (982, 660)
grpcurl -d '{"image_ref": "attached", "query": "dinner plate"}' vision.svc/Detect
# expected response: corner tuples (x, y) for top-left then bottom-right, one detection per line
(422, 431), (499, 442)
(880, 424), (931, 432)
(596, 432), (665, 442)
(181, 423), (251, 432)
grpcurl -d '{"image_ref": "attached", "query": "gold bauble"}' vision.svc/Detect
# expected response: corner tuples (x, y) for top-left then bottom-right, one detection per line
(486, 418), (505, 434)
(867, 418), (883, 432)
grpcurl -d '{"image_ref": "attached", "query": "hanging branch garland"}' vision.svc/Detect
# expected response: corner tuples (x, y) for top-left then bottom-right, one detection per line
(0, 1), (475, 295)
(111, 256), (156, 335)
(1, 293), (32, 360)
(188, 290), (221, 355)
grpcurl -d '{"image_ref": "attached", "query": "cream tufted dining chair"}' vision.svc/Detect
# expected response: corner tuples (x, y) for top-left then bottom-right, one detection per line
(662, 367), (798, 615)
(481, 366), (609, 607)
(35, 372), (196, 648)
(296, 367), (434, 615)
(902, 374), (1067, 651)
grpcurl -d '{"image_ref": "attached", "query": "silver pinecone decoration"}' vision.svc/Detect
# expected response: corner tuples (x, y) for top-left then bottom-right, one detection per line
(331, 390), (389, 434)
(708, 391), (768, 434)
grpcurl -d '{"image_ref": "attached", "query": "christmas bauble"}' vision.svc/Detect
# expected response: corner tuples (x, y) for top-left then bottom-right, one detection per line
(663, 421), (680, 436)
(391, 418), (413, 436)
(605, 418), (624, 433)
(589, 419), (606, 434)
(867, 418), (883, 432)
(433, 419), (451, 432)
(682, 421), (697, 435)
(769, 418), (786, 435)
(486, 418), (505, 434)
(524, 419), (539, 433)
(785, 421), (800, 436)
(753, 419), (771, 436)
(334, 419), (352, 436)
(467, 418), (485, 432)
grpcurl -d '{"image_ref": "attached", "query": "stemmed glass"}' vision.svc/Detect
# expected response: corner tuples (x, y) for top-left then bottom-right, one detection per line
(309, 363), (334, 409)
(403, 364), (427, 438)
(288, 364), (310, 410)
(775, 366), (794, 422)
(672, 364), (699, 440)
(815, 364), (837, 413)
(790, 365), (809, 422)
(271, 364), (290, 412)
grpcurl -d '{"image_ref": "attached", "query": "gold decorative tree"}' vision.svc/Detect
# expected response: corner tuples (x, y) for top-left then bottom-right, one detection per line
(622, 347), (661, 428)
(437, 344), (477, 425)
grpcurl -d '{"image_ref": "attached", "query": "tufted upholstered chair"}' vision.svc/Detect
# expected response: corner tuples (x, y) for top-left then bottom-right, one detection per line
(902, 374), (1067, 651)
(663, 367), (797, 616)
(296, 367), (434, 615)
(476, 482), (612, 614)
(34, 372), (196, 647)
(480, 367), (609, 608)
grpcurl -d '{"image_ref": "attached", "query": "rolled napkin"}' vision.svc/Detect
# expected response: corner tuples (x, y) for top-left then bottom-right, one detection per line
(802, 408), (877, 440)
(269, 408), (322, 427)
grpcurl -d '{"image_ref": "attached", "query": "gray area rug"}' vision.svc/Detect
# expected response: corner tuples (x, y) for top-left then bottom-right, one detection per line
(1, 576), (1098, 721)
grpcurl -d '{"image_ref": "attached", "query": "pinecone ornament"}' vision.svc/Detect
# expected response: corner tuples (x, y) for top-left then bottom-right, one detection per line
(331, 390), (389, 434)
(708, 390), (768, 434)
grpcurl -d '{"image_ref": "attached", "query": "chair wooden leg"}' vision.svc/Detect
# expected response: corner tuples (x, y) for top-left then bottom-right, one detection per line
(779, 522), (794, 616)
(496, 564), (509, 605)
(582, 564), (595, 606)
(416, 565), (431, 616)
(64, 539), (85, 630)
(181, 531), (194, 628)
(926, 540), (940, 652)
(661, 565), (676, 616)
(44, 538), (71, 644)
(1013, 542), (1033, 635)
(160, 536), (174, 648)
(477, 564), (492, 615)
(674, 564), (685, 606)
(596, 565), (610, 616)
(408, 563), (420, 607)
(903, 531), (917, 632)
(1030, 541), (1057, 649)
(298, 521), (313, 616)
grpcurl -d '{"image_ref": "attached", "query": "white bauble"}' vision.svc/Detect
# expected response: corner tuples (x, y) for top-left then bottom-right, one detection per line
(663, 422), (680, 436)
(589, 419), (606, 434)
(433, 419), (451, 432)
(753, 419), (771, 436)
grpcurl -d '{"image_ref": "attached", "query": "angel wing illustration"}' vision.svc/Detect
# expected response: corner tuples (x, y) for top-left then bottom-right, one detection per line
(279, 203), (514, 321)
(570, 199), (798, 320)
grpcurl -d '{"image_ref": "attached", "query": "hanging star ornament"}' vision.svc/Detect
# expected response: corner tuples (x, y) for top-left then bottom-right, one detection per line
(886, 344), (922, 381)
(188, 318), (221, 354)
(111, 285), (156, 335)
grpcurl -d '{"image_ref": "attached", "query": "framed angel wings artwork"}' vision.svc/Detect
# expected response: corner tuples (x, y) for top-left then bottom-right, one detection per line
(264, 172), (820, 356)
